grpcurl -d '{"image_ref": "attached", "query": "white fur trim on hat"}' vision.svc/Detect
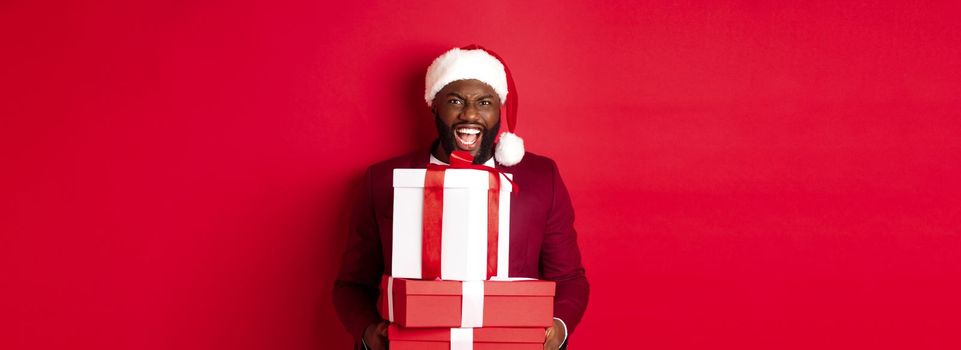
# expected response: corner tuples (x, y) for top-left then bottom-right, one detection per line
(494, 132), (525, 166)
(425, 48), (509, 106)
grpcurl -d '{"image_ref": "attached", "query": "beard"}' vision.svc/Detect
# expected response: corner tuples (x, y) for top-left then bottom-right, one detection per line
(434, 114), (501, 165)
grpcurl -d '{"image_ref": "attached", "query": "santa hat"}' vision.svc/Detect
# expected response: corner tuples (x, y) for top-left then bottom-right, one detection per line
(425, 45), (525, 166)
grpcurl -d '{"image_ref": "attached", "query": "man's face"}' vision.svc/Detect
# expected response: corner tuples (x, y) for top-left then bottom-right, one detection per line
(432, 79), (501, 162)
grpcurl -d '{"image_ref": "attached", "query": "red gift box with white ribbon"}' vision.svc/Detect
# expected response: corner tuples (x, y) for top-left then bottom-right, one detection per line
(388, 324), (546, 350)
(379, 276), (555, 328)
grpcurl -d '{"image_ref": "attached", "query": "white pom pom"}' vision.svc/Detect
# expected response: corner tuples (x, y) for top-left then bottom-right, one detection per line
(494, 132), (525, 166)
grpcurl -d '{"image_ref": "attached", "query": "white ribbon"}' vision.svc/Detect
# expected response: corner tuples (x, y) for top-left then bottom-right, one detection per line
(450, 328), (473, 350)
(460, 281), (484, 327)
(386, 276), (395, 322)
(496, 172), (512, 279)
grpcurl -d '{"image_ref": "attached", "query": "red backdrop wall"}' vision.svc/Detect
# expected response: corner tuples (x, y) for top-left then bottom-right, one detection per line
(2, 1), (959, 349)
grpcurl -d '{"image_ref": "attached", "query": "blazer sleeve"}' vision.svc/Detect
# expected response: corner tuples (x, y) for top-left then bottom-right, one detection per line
(540, 159), (590, 334)
(332, 167), (384, 342)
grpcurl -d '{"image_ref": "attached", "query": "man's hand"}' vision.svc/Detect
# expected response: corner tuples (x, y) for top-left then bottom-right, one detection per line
(544, 318), (567, 350)
(362, 321), (389, 350)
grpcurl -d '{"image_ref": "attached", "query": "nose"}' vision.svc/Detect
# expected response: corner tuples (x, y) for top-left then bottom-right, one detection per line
(458, 101), (481, 122)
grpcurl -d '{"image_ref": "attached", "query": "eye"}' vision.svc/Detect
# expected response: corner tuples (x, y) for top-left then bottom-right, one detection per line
(448, 99), (463, 105)
(479, 100), (491, 106)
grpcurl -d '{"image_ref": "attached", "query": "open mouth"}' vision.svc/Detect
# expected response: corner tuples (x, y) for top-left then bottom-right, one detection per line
(453, 125), (483, 150)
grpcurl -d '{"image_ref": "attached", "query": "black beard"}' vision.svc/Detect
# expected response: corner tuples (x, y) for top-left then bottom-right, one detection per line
(434, 114), (501, 165)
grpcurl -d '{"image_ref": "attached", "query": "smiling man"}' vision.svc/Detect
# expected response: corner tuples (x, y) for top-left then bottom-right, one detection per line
(333, 46), (589, 350)
(433, 79), (501, 163)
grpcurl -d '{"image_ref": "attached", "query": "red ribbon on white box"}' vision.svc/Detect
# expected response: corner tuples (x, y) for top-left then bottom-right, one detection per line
(391, 167), (515, 281)
(421, 151), (516, 281)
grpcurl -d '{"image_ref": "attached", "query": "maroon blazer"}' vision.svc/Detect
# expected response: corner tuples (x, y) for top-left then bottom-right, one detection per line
(333, 147), (589, 343)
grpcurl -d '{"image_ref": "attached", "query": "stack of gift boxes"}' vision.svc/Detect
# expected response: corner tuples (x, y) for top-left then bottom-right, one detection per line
(381, 164), (555, 349)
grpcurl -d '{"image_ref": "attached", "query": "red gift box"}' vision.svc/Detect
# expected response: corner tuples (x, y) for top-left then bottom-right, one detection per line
(379, 277), (555, 328)
(388, 324), (546, 350)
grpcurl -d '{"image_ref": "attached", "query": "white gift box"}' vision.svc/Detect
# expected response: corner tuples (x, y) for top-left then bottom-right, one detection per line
(392, 168), (513, 281)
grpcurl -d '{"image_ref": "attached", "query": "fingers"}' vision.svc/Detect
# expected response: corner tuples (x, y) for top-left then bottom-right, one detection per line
(376, 322), (390, 349)
(544, 338), (561, 350)
(370, 332), (389, 350)
(376, 321), (389, 337)
(363, 321), (391, 350)
(544, 326), (560, 350)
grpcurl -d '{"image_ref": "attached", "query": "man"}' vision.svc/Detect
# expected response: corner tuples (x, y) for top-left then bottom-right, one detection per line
(333, 46), (589, 350)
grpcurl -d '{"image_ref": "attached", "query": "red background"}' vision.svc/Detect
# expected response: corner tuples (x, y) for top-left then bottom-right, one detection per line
(2, 1), (960, 349)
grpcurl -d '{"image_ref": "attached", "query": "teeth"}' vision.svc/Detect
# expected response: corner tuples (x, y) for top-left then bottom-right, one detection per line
(456, 128), (481, 135)
(455, 127), (480, 146)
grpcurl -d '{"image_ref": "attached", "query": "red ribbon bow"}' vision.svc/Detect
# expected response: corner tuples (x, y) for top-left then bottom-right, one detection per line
(421, 151), (516, 280)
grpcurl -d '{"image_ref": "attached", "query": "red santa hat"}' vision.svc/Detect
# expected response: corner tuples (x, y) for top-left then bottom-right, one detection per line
(425, 45), (524, 166)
